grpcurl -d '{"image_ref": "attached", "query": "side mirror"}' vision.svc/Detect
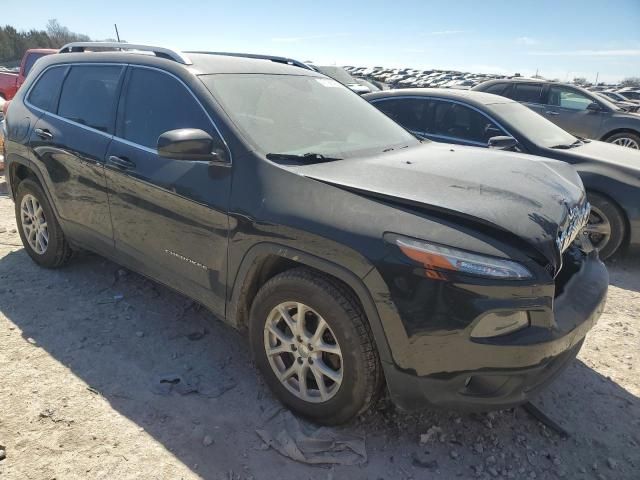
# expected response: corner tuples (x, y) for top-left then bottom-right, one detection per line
(157, 128), (228, 163)
(488, 135), (518, 150)
(586, 102), (602, 112)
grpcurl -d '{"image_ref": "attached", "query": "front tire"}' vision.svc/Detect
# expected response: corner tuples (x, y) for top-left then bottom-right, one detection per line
(605, 131), (640, 149)
(585, 192), (626, 260)
(250, 268), (382, 425)
(15, 179), (73, 268)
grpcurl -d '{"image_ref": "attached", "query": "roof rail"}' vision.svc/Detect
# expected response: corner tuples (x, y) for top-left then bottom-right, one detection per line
(185, 51), (312, 70)
(58, 42), (192, 65)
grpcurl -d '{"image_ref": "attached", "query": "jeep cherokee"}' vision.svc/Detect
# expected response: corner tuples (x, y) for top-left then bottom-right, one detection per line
(2, 42), (608, 424)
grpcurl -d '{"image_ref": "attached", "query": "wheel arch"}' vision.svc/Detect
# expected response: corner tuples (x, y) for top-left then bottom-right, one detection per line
(227, 242), (394, 364)
(600, 127), (640, 142)
(6, 156), (61, 218)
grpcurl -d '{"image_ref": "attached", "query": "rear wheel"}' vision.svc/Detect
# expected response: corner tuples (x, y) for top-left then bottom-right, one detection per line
(250, 268), (382, 425)
(605, 132), (640, 149)
(585, 192), (626, 260)
(15, 179), (73, 268)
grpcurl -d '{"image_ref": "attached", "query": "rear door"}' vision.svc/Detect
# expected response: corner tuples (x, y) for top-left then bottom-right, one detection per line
(509, 82), (547, 116)
(542, 85), (603, 138)
(105, 66), (231, 316)
(27, 64), (124, 253)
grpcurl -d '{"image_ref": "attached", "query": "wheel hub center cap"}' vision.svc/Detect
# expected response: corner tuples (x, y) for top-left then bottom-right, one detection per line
(298, 344), (310, 358)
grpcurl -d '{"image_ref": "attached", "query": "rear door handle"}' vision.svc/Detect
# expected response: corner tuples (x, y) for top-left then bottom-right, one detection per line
(34, 128), (53, 140)
(545, 111), (560, 116)
(107, 155), (136, 170)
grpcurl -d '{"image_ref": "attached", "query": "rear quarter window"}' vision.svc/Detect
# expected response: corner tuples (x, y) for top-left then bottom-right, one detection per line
(27, 66), (68, 113)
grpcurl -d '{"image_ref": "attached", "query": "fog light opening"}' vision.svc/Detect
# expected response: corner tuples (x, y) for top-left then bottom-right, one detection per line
(470, 311), (530, 339)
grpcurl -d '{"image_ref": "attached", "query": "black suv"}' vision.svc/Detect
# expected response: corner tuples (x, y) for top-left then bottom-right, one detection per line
(473, 79), (640, 149)
(3, 43), (608, 424)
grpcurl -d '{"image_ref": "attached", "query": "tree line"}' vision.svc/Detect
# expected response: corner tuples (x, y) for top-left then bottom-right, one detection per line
(0, 20), (91, 65)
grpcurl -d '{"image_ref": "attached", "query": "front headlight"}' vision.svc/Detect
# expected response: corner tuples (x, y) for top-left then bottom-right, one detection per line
(387, 234), (533, 280)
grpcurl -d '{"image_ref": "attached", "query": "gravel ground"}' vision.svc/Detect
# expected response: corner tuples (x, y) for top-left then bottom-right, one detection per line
(0, 181), (638, 480)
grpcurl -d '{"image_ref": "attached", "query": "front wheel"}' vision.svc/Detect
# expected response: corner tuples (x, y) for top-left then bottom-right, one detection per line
(249, 268), (382, 425)
(585, 192), (626, 260)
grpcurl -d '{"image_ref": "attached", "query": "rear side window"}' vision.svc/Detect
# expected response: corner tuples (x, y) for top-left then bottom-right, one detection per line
(373, 98), (428, 133)
(511, 84), (543, 103)
(28, 66), (67, 112)
(430, 100), (503, 144)
(58, 65), (123, 133)
(119, 68), (213, 149)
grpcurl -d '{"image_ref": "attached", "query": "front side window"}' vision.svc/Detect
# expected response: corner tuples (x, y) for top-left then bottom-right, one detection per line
(374, 98), (428, 133)
(430, 100), (503, 144)
(119, 68), (214, 149)
(200, 74), (418, 158)
(511, 84), (543, 103)
(58, 65), (123, 132)
(548, 87), (593, 110)
(28, 66), (67, 113)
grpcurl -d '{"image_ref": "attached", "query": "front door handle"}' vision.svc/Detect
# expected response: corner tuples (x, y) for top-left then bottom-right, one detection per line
(107, 155), (136, 170)
(545, 111), (560, 116)
(34, 128), (53, 140)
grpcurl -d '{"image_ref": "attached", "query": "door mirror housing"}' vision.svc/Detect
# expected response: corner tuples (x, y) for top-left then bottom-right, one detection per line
(586, 101), (602, 112)
(488, 135), (518, 150)
(157, 128), (228, 163)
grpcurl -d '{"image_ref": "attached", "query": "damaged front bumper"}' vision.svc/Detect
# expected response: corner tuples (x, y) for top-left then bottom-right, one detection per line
(382, 250), (608, 411)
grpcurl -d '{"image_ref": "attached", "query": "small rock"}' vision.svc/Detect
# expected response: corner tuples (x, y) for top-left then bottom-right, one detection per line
(135, 331), (144, 338)
(27, 337), (37, 345)
(488, 466), (499, 477)
(450, 450), (459, 460)
(419, 426), (442, 445)
(0, 447), (5, 461)
(411, 452), (438, 470)
(10, 228), (16, 233)
(486, 455), (496, 465)
(473, 443), (484, 454)
(203, 435), (214, 446)
(606, 458), (618, 470)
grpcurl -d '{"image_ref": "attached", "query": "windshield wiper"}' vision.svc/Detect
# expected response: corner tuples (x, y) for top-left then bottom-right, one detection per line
(266, 153), (342, 163)
(550, 139), (584, 149)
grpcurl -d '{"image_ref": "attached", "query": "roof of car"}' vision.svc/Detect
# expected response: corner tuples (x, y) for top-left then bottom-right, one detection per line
(363, 88), (516, 107)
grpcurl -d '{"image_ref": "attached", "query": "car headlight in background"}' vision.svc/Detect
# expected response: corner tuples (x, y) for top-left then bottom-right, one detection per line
(387, 234), (533, 280)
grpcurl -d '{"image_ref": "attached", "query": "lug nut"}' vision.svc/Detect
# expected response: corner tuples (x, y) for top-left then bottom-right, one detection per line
(297, 357), (303, 364)
(291, 345), (297, 351)
(308, 358), (314, 365)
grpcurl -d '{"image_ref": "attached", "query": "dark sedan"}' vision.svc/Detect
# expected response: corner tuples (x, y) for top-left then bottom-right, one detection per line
(365, 89), (640, 259)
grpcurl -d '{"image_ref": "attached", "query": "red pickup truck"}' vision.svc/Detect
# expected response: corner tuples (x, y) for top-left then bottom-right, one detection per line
(0, 49), (56, 101)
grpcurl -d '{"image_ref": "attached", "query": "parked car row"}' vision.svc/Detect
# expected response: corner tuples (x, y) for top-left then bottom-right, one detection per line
(3, 42), (610, 425)
(344, 65), (502, 90)
(0, 49), (57, 101)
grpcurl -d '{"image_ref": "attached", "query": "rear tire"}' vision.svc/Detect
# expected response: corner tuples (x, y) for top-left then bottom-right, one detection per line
(15, 179), (73, 268)
(249, 267), (382, 425)
(585, 192), (626, 260)
(605, 131), (640, 149)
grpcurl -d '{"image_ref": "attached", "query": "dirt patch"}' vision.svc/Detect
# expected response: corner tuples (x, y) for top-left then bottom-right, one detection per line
(0, 187), (638, 479)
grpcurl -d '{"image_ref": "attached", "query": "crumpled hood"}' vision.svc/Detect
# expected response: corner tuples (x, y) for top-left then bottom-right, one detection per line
(293, 143), (587, 267)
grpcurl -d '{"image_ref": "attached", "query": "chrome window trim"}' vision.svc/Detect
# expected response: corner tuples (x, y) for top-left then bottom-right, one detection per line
(371, 95), (513, 143)
(24, 62), (232, 165)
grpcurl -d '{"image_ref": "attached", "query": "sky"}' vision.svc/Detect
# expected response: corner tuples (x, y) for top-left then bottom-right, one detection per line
(4, 0), (640, 83)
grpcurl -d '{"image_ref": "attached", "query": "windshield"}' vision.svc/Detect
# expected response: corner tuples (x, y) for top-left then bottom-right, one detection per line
(314, 66), (356, 85)
(200, 74), (418, 158)
(488, 102), (577, 148)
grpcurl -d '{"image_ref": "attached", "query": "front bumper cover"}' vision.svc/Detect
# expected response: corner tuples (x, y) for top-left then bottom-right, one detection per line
(383, 251), (608, 411)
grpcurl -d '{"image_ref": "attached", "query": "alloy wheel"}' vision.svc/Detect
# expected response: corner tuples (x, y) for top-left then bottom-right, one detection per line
(611, 137), (639, 149)
(20, 193), (49, 254)
(584, 206), (612, 252)
(264, 301), (343, 403)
